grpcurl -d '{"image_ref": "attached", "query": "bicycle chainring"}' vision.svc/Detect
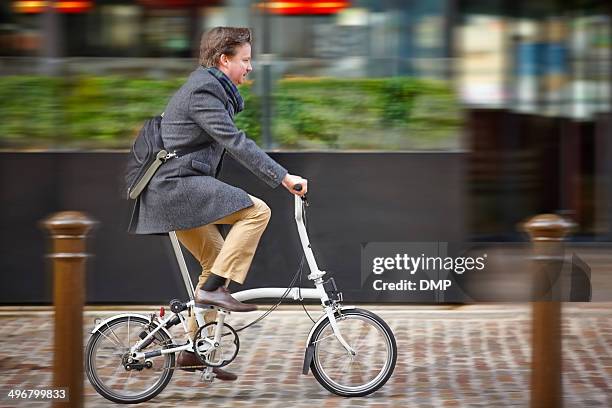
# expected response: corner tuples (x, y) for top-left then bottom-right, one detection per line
(192, 322), (240, 367)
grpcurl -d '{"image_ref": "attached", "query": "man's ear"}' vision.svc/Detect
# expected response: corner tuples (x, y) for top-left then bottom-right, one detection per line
(219, 54), (229, 67)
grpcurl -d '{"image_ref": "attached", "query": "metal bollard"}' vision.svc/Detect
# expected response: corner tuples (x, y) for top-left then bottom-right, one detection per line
(42, 211), (96, 408)
(522, 214), (575, 408)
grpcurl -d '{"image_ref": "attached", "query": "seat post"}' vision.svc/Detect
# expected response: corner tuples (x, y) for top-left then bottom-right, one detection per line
(168, 231), (195, 301)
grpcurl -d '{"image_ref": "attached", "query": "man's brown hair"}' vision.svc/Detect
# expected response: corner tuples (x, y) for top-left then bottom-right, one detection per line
(199, 27), (252, 67)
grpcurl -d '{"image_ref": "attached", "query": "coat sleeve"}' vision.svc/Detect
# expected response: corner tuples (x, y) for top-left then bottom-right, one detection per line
(189, 82), (288, 188)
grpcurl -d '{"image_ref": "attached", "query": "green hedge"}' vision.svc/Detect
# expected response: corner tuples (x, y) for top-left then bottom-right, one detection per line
(0, 75), (462, 150)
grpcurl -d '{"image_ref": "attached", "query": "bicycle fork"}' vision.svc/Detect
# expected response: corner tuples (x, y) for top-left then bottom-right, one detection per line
(324, 307), (356, 356)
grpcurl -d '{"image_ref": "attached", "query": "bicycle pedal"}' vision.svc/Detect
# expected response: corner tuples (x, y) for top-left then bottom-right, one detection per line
(200, 370), (216, 383)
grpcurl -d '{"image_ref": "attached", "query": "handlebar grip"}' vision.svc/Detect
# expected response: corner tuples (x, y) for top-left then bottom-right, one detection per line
(293, 184), (302, 192)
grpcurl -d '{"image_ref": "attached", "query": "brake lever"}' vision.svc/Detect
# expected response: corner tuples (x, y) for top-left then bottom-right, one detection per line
(293, 184), (308, 206)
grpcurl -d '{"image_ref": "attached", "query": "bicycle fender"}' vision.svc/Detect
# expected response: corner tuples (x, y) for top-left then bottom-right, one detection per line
(90, 313), (172, 340)
(302, 344), (315, 374)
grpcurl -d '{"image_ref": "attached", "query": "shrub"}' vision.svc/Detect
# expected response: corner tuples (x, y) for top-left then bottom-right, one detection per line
(0, 75), (462, 150)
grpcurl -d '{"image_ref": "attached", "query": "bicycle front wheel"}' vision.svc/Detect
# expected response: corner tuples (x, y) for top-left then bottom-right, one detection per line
(309, 308), (397, 397)
(85, 315), (175, 404)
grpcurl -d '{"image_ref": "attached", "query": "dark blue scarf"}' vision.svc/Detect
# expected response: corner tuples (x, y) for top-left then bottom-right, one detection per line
(206, 66), (244, 114)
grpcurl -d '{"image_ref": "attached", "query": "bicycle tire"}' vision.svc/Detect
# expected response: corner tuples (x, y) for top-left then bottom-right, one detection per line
(85, 315), (175, 404)
(309, 308), (397, 397)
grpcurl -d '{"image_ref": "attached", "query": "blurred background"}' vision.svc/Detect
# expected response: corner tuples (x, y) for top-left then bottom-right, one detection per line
(1, 4), (610, 405)
(1, 0), (612, 303)
(1, 0), (611, 238)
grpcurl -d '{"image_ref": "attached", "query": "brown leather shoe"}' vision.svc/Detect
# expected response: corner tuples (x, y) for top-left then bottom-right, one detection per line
(212, 366), (238, 381)
(176, 350), (202, 372)
(194, 286), (257, 312)
(176, 351), (237, 381)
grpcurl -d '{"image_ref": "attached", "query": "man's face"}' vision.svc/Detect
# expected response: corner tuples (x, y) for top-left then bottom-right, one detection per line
(221, 43), (252, 86)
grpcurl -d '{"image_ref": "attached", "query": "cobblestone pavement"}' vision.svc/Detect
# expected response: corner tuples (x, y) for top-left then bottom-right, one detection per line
(1, 304), (611, 407)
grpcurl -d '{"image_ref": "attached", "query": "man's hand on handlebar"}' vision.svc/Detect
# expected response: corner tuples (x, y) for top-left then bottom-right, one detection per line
(282, 174), (308, 197)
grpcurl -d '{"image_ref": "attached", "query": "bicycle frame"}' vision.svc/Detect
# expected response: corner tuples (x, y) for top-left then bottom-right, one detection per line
(91, 194), (355, 380)
(168, 195), (327, 304)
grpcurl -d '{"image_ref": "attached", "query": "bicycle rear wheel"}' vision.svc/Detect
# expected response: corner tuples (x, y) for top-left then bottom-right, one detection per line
(309, 308), (397, 397)
(85, 315), (175, 404)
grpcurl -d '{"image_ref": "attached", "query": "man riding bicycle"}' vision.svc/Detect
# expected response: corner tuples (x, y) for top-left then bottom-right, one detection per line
(128, 27), (308, 380)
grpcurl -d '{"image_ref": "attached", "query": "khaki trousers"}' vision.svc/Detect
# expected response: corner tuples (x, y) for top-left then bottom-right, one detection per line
(176, 195), (271, 336)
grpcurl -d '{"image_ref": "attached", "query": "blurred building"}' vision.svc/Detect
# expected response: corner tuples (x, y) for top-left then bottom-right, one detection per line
(1, 0), (612, 239)
(458, 1), (612, 239)
(0, 0), (453, 79)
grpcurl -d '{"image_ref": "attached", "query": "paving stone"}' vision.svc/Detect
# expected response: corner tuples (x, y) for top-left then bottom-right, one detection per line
(0, 305), (611, 406)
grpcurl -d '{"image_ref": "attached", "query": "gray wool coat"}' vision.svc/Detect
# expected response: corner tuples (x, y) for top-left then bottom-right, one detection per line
(128, 66), (288, 234)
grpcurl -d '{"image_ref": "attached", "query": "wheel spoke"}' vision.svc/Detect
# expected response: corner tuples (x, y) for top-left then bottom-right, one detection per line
(109, 359), (125, 380)
(349, 358), (367, 385)
(104, 322), (126, 349)
(313, 332), (337, 345)
(350, 331), (370, 352)
(319, 348), (354, 358)
(97, 329), (125, 350)
(87, 317), (175, 403)
(311, 311), (396, 396)
(124, 368), (134, 391)
(336, 355), (354, 380)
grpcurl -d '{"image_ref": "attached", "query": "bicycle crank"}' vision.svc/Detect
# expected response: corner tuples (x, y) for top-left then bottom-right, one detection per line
(193, 321), (240, 367)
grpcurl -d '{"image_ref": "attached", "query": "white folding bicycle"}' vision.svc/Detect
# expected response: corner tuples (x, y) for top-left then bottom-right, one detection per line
(86, 187), (397, 403)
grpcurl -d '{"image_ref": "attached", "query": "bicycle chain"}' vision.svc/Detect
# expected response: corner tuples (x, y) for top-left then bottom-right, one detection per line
(154, 337), (214, 371)
(164, 364), (209, 371)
